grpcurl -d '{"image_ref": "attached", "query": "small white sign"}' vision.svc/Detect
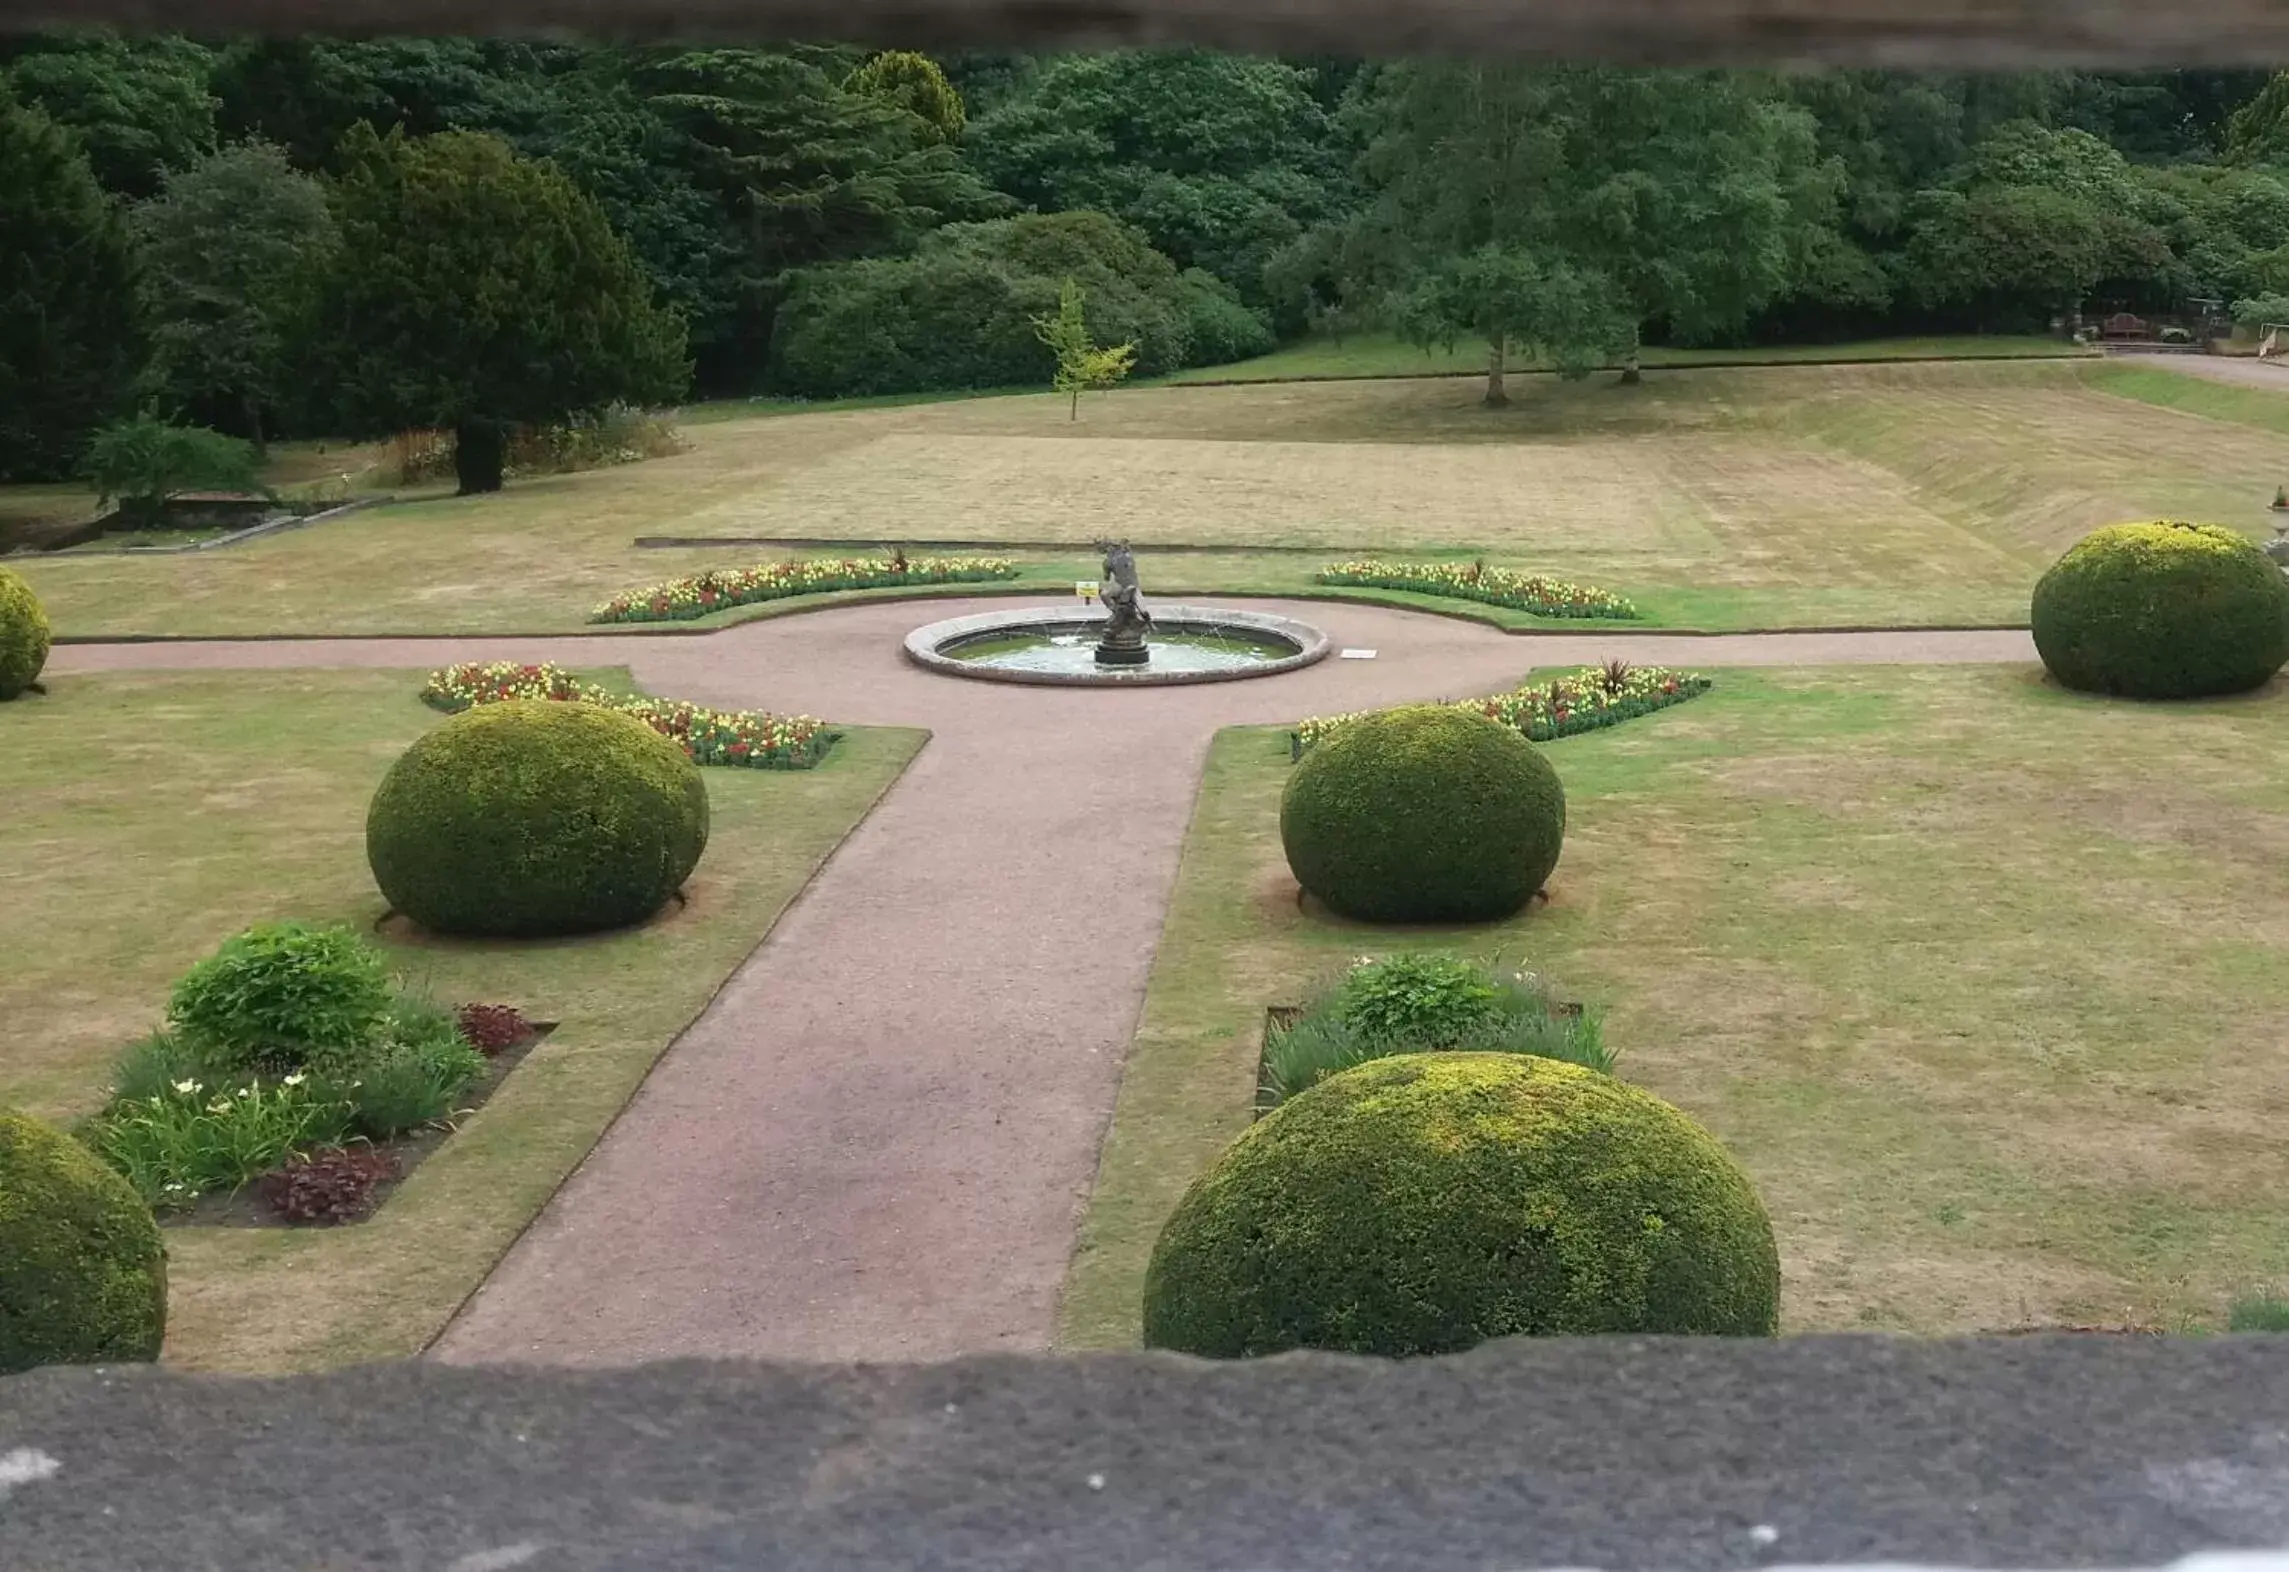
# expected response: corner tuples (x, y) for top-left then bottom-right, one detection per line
(1339, 648), (1378, 660)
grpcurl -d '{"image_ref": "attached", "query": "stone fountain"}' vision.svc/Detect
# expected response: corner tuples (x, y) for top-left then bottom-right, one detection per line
(901, 543), (1330, 687)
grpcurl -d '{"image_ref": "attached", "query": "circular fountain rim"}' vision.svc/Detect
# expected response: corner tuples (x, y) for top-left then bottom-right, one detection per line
(903, 603), (1332, 687)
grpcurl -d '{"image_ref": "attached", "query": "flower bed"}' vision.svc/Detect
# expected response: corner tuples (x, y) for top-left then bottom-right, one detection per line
(1294, 664), (1710, 754)
(1317, 558), (1638, 620)
(86, 935), (552, 1228)
(421, 661), (835, 769)
(590, 554), (1021, 625)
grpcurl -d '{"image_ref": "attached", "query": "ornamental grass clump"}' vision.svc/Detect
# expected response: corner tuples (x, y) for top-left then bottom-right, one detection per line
(1145, 1054), (1779, 1359)
(1318, 558), (1637, 619)
(2031, 521), (2289, 699)
(90, 1075), (351, 1209)
(590, 554), (1021, 625)
(0, 1110), (168, 1374)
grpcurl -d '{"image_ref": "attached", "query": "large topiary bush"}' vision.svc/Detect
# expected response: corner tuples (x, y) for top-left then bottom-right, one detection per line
(0, 565), (52, 700)
(2031, 520), (2289, 699)
(367, 699), (709, 938)
(1143, 1053), (1779, 1358)
(0, 1110), (167, 1375)
(1281, 704), (1565, 923)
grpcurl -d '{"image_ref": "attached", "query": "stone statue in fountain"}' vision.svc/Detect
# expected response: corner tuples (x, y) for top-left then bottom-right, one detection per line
(1095, 541), (1154, 666)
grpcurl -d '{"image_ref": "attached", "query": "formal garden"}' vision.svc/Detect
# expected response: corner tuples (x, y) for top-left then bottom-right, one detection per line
(14, 41), (2289, 1378)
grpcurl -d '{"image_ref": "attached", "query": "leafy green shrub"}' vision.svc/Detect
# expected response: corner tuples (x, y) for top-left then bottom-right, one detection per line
(89, 1076), (350, 1208)
(1169, 269), (1276, 367)
(167, 921), (393, 1077)
(0, 565), (53, 701)
(1334, 952), (1501, 1047)
(367, 699), (710, 938)
(1281, 705), (1566, 923)
(0, 1110), (167, 1374)
(80, 415), (269, 526)
(1261, 955), (1613, 1107)
(1145, 1053), (1779, 1358)
(2031, 520), (2289, 699)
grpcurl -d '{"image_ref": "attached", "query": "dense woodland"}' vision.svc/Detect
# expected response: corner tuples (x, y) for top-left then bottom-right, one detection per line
(8, 35), (2289, 490)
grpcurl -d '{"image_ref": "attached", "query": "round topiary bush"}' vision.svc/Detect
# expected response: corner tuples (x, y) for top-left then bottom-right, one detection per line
(0, 1110), (167, 1375)
(1281, 705), (1565, 923)
(367, 699), (710, 938)
(2031, 520), (2289, 699)
(0, 564), (53, 701)
(1142, 1053), (1779, 1358)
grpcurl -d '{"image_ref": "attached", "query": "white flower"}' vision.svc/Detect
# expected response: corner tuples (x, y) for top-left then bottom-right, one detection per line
(172, 1079), (201, 1096)
(282, 1073), (306, 1088)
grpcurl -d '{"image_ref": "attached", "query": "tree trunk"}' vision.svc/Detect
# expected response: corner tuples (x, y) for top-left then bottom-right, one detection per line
(244, 393), (267, 460)
(1069, 386), (1080, 422)
(454, 419), (507, 495)
(1484, 335), (1510, 407)
(1619, 346), (1643, 386)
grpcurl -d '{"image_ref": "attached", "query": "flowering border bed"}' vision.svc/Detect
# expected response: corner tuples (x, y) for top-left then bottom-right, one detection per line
(1318, 558), (1638, 620)
(422, 661), (836, 769)
(1293, 664), (1711, 754)
(590, 554), (1022, 625)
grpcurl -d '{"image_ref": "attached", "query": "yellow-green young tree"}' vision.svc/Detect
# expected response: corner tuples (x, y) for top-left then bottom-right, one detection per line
(316, 125), (688, 494)
(1031, 277), (1136, 421)
(846, 50), (965, 146)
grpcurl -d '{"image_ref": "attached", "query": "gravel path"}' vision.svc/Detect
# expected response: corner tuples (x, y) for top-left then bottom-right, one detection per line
(2113, 352), (2289, 391)
(50, 603), (2038, 1366)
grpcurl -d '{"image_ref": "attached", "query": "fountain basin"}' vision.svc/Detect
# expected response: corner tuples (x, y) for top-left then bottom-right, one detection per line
(904, 604), (1331, 686)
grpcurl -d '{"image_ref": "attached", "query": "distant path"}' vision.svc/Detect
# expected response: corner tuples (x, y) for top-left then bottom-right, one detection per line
(51, 605), (2038, 1367)
(2122, 353), (2289, 392)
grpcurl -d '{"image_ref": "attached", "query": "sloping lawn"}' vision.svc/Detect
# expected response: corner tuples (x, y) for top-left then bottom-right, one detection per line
(0, 668), (922, 1371)
(1063, 665), (2289, 1345)
(15, 359), (2289, 640)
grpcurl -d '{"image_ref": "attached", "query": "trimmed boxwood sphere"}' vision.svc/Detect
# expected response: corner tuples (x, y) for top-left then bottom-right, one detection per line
(0, 1110), (167, 1375)
(0, 565), (52, 701)
(1282, 705), (1564, 923)
(2031, 520), (2289, 699)
(367, 699), (710, 938)
(1142, 1053), (1779, 1358)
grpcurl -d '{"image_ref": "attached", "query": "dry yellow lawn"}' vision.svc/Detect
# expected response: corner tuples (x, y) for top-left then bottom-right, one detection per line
(14, 359), (2289, 636)
(1064, 666), (2289, 1346)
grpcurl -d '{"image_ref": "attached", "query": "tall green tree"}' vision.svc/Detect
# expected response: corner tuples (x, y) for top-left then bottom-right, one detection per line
(1346, 64), (1836, 403)
(209, 37), (555, 170)
(968, 50), (1343, 317)
(131, 140), (338, 452)
(629, 47), (1006, 388)
(0, 84), (140, 481)
(1901, 120), (2176, 327)
(3, 31), (216, 197)
(316, 126), (688, 495)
